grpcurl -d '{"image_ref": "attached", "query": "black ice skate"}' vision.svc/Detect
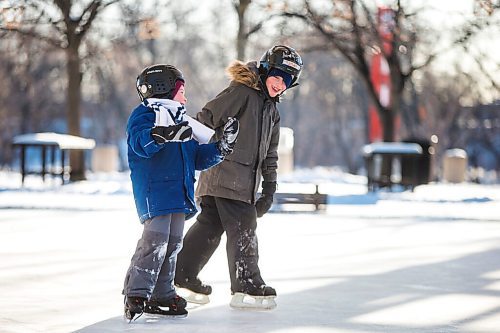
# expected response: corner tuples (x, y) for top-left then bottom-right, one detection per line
(124, 296), (146, 322)
(144, 295), (188, 318)
(175, 276), (212, 305)
(230, 284), (277, 310)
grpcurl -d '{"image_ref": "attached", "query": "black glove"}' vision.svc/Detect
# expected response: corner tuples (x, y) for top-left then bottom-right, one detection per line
(151, 121), (192, 144)
(255, 181), (277, 217)
(217, 117), (239, 156)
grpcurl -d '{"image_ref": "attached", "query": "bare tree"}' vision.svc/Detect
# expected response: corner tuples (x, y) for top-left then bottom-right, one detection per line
(279, 51), (368, 172)
(284, 0), (498, 141)
(281, 0), (499, 180)
(232, 0), (280, 60)
(1, 0), (120, 181)
(0, 28), (65, 166)
(417, 66), (500, 181)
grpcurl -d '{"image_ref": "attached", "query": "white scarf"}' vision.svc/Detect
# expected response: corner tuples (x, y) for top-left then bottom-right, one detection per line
(144, 98), (186, 127)
(144, 98), (215, 144)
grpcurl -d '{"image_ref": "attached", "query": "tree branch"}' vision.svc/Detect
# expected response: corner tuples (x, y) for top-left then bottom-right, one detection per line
(78, 0), (120, 40)
(0, 26), (63, 48)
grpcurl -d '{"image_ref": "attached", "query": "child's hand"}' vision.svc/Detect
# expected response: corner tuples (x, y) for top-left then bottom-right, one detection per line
(255, 193), (273, 217)
(255, 181), (276, 217)
(151, 121), (192, 144)
(217, 117), (239, 156)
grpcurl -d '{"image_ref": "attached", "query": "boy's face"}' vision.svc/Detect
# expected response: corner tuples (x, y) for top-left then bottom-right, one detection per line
(173, 84), (187, 105)
(265, 75), (287, 98)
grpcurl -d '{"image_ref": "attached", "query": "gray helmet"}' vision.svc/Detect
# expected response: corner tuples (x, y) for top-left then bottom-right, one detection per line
(136, 64), (184, 101)
(258, 45), (303, 88)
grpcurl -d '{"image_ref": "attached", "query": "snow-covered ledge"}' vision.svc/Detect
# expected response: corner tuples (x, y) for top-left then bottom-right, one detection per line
(12, 132), (95, 150)
(362, 142), (423, 156)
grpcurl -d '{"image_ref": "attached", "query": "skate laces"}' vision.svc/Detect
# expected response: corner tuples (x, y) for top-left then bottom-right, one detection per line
(167, 296), (178, 310)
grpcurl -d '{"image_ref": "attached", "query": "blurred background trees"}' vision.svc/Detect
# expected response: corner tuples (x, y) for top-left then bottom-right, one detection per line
(0, 0), (499, 182)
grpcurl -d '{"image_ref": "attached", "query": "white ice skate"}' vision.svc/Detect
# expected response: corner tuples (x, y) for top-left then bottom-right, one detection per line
(175, 277), (212, 305)
(230, 292), (277, 310)
(176, 287), (210, 305)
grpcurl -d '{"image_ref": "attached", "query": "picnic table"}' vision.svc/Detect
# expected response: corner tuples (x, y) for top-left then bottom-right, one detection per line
(12, 132), (95, 184)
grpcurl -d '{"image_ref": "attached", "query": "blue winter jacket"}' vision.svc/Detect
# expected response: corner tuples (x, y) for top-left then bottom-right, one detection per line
(127, 103), (223, 223)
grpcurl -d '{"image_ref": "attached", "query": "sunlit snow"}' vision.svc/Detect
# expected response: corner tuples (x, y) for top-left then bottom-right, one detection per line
(0, 169), (499, 333)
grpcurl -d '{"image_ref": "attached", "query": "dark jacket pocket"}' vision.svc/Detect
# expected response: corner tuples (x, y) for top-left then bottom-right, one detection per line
(224, 146), (254, 166)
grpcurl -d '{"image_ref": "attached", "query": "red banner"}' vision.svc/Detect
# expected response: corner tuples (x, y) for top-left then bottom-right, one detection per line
(369, 6), (395, 142)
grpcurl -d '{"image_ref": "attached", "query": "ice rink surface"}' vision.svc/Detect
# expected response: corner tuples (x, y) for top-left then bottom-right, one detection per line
(1, 171), (499, 333)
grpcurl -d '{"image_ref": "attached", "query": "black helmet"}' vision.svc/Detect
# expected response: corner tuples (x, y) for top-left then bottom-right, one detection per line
(136, 64), (184, 101)
(258, 45), (303, 88)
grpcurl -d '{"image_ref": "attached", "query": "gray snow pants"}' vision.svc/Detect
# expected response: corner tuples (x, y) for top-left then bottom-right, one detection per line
(123, 213), (184, 301)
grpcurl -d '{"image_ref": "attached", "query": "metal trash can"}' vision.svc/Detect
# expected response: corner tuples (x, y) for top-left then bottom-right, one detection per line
(442, 148), (468, 183)
(362, 142), (423, 191)
(401, 137), (435, 186)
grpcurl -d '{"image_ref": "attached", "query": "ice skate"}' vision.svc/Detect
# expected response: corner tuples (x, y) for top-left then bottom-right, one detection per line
(175, 276), (212, 305)
(144, 295), (188, 318)
(230, 284), (277, 310)
(124, 296), (146, 322)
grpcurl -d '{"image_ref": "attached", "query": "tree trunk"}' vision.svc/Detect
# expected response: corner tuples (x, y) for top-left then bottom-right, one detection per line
(235, 0), (251, 61)
(380, 108), (395, 186)
(66, 46), (86, 181)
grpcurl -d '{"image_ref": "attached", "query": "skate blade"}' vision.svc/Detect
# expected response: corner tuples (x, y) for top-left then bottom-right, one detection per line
(230, 292), (277, 310)
(176, 287), (210, 305)
(144, 312), (188, 319)
(124, 310), (143, 323)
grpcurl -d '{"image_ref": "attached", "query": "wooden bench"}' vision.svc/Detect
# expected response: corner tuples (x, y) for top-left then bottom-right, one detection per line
(271, 185), (328, 211)
(12, 132), (95, 185)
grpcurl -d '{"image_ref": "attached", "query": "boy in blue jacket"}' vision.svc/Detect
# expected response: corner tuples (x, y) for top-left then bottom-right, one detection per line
(123, 64), (239, 321)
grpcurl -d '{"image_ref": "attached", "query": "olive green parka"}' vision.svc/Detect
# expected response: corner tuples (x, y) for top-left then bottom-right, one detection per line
(195, 60), (280, 204)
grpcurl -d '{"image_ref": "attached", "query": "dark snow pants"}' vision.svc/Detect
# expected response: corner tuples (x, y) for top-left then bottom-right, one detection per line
(123, 213), (184, 300)
(176, 195), (265, 293)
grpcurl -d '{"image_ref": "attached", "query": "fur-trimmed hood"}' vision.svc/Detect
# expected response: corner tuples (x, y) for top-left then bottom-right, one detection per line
(225, 60), (260, 90)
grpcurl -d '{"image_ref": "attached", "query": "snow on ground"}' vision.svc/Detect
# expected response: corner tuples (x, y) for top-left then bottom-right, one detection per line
(0, 168), (499, 333)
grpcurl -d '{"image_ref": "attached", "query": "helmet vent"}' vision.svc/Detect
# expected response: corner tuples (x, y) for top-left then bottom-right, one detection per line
(155, 81), (167, 93)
